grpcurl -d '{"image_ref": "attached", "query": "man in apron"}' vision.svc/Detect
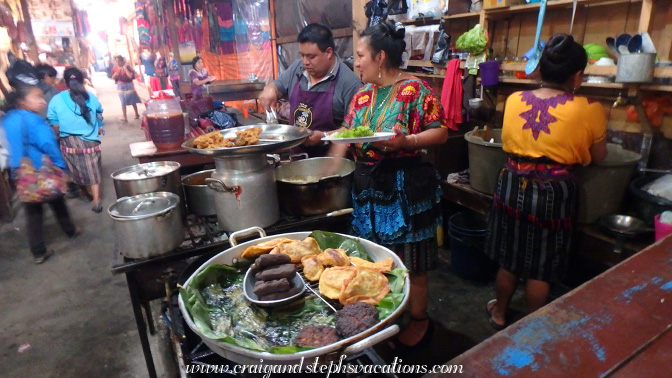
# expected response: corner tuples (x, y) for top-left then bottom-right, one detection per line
(259, 24), (362, 157)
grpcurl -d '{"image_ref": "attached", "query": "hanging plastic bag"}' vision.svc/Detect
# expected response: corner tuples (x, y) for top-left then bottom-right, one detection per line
(408, 0), (446, 19)
(388, 0), (408, 15)
(431, 24), (451, 65)
(6, 60), (38, 88)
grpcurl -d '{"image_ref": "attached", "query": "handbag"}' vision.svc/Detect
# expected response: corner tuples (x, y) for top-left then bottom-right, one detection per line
(14, 119), (67, 203)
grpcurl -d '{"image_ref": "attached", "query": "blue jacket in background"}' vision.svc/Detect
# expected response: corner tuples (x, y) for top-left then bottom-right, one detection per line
(47, 91), (103, 142)
(2, 109), (67, 174)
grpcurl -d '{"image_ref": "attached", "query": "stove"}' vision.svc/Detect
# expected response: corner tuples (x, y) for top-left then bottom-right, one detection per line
(111, 211), (352, 378)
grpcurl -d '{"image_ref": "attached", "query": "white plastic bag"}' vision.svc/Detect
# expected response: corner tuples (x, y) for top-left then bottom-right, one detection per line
(408, 0), (447, 19)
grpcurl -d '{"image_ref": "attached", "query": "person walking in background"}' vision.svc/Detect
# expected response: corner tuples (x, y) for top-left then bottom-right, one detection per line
(35, 64), (59, 114)
(110, 55), (141, 123)
(36, 63), (80, 199)
(484, 34), (608, 330)
(3, 85), (79, 264)
(48, 68), (105, 213)
(168, 51), (181, 98)
(335, 20), (453, 348)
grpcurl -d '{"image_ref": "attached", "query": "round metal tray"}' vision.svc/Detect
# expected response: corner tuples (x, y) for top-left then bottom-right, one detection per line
(181, 124), (310, 157)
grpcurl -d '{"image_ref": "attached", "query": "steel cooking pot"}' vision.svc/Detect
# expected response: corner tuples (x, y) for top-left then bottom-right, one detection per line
(181, 169), (216, 216)
(111, 161), (185, 217)
(178, 227), (409, 365)
(108, 192), (184, 258)
(275, 157), (355, 216)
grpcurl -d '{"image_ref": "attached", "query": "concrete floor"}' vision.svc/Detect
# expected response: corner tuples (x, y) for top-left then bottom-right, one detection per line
(0, 74), (562, 377)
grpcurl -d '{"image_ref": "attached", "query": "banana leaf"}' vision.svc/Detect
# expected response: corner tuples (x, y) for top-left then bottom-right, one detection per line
(309, 230), (373, 261)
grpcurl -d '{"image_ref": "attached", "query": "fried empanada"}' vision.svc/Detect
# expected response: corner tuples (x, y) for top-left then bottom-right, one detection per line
(318, 266), (357, 300)
(270, 237), (322, 263)
(241, 237), (295, 259)
(348, 256), (394, 273)
(317, 248), (350, 267)
(339, 267), (390, 306)
(301, 256), (324, 282)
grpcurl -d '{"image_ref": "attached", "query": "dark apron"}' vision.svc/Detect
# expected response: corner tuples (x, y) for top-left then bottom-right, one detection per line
(289, 69), (339, 157)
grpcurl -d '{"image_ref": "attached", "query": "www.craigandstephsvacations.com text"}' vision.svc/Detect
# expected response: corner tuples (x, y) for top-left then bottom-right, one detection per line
(184, 356), (464, 377)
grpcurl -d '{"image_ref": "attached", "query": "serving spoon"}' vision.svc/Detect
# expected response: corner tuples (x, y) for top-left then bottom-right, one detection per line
(525, 0), (548, 75)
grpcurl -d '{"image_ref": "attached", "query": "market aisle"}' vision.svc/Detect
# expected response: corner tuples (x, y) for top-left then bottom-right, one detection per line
(0, 73), (162, 377)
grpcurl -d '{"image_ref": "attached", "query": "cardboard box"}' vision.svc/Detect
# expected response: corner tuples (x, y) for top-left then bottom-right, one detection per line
(484, 0), (524, 8)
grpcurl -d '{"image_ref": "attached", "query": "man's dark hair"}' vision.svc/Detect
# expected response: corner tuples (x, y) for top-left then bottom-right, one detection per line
(35, 64), (57, 80)
(297, 24), (335, 52)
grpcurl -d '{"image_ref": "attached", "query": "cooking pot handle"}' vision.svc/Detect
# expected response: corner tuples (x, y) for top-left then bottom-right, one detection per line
(155, 208), (174, 220)
(342, 325), (399, 356)
(318, 174), (341, 185)
(229, 226), (267, 246)
(267, 154), (281, 167)
(205, 178), (240, 194)
(289, 153), (308, 162)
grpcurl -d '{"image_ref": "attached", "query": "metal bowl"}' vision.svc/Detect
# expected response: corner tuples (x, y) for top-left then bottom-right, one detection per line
(599, 214), (652, 236)
(243, 270), (306, 308)
(181, 124), (310, 157)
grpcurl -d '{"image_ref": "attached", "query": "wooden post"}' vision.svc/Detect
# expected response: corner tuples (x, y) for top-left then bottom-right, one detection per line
(659, 0), (672, 61)
(163, 0), (182, 81)
(637, 0), (653, 33)
(352, 0), (369, 77)
(18, 0), (39, 63)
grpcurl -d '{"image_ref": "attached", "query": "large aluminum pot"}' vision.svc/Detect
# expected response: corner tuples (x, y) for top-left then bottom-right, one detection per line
(206, 155), (279, 231)
(108, 192), (184, 258)
(178, 227), (409, 365)
(111, 161), (185, 217)
(181, 169), (216, 216)
(275, 157), (355, 216)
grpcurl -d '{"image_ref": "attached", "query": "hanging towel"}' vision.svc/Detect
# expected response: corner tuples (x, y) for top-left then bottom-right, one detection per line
(441, 58), (463, 130)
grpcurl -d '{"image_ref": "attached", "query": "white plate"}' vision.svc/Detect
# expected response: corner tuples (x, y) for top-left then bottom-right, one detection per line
(322, 132), (395, 144)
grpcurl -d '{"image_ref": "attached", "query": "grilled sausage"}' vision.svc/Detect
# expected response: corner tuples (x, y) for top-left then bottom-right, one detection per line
(253, 278), (291, 297)
(254, 253), (291, 269)
(258, 286), (301, 301)
(255, 263), (297, 281)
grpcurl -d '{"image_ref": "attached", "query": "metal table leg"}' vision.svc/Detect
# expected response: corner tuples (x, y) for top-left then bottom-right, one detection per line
(142, 301), (156, 335)
(126, 272), (158, 378)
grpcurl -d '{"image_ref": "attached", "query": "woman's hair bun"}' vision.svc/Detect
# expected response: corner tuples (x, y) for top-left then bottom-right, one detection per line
(544, 34), (574, 63)
(382, 20), (405, 40)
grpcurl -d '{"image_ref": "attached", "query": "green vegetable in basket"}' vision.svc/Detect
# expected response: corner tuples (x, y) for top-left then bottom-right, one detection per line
(456, 24), (487, 55)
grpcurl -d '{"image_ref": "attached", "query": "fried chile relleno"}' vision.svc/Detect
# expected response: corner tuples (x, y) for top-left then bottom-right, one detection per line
(293, 325), (341, 348)
(335, 302), (379, 338)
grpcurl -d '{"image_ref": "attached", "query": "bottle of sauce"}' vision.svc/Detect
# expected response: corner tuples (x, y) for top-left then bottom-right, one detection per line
(146, 92), (185, 149)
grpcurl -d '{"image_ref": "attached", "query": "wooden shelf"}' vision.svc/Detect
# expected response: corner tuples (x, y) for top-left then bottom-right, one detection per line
(413, 73), (445, 79)
(399, 12), (480, 25)
(499, 77), (627, 89)
(485, 0), (642, 20)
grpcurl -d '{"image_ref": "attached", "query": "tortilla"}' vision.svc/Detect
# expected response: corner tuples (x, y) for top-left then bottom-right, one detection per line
(301, 256), (324, 282)
(339, 267), (390, 306)
(241, 238), (294, 259)
(317, 248), (350, 267)
(270, 237), (322, 263)
(348, 256), (394, 273)
(319, 266), (357, 300)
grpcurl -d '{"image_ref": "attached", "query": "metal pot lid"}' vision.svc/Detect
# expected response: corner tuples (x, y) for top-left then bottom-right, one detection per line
(108, 192), (180, 219)
(110, 161), (181, 180)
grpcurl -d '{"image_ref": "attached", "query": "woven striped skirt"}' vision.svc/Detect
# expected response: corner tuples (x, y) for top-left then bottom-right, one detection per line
(59, 136), (102, 186)
(117, 82), (141, 106)
(485, 164), (579, 282)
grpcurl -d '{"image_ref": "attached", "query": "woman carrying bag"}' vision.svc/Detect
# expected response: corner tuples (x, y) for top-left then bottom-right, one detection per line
(48, 68), (105, 213)
(3, 85), (79, 264)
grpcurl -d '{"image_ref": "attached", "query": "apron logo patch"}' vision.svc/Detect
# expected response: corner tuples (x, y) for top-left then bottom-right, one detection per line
(294, 103), (313, 128)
